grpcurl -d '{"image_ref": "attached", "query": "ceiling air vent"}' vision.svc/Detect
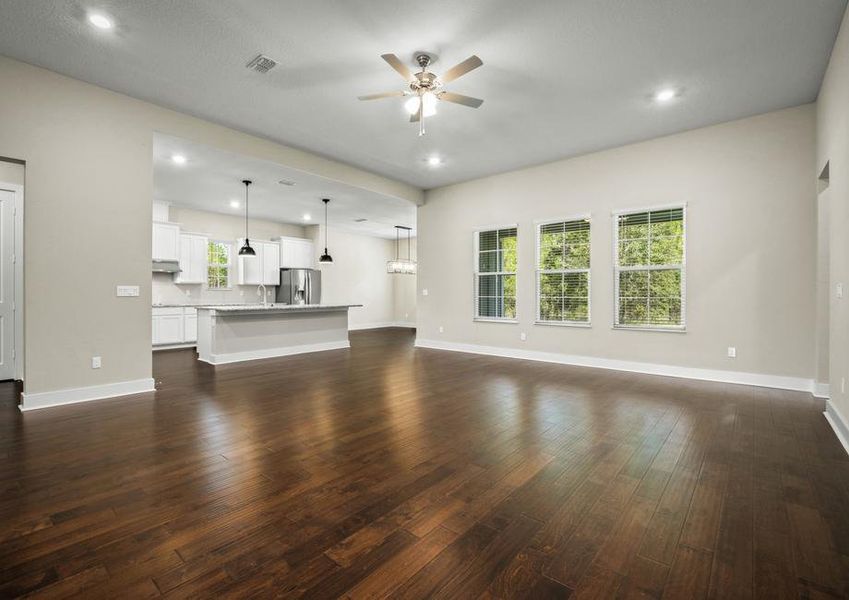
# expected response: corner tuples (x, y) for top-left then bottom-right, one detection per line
(354, 218), (368, 223)
(278, 178), (296, 186)
(246, 54), (278, 74)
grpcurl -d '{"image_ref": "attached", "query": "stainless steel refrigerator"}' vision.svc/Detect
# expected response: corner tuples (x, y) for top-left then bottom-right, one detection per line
(276, 268), (322, 305)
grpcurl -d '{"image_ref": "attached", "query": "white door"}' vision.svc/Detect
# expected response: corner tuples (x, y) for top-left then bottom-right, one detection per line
(0, 191), (14, 379)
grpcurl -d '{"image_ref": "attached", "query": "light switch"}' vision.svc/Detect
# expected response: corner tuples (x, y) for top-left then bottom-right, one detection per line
(91, 356), (101, 369)
(727, 346), (736, 358)
(837, 283), (844, 299)
(422, 289), (429, 296)
(116, 285), (139, 297)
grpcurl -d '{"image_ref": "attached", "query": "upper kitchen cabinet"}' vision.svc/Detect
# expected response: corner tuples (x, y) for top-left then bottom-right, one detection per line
(174, 233), (208, 284)
(278, 237), (315, 269)
(152, 222), (180, 261)
(237, 240), (280, 286)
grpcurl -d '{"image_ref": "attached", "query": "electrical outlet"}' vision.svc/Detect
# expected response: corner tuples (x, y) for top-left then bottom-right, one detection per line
(727, 346), (736, 358)
(422, 289), (429, 296)
(520, 332), (527, 341)
(405, 313), (409, 319)
(185, 289), (191, 297)
(91, 356), (101, 369)
(438, 325), (444, 333)
(240, 290), (245, 297)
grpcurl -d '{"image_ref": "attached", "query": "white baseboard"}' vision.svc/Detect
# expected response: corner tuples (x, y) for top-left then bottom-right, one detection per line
(349, 321), (416, 331)
(20, 378), (156, 412)
(415, 338), (815, 393)
(199, 340), (350, 365)
(153, 343), (196, 351)
(824, 399), (849, 456)
(813, 381), (830, 399)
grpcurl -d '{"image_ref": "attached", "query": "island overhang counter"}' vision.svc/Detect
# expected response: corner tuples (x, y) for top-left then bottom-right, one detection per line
(195, 304), (361, 365)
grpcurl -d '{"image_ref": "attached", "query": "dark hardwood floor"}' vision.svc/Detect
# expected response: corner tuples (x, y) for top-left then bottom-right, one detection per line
(1, 328), (848, 598)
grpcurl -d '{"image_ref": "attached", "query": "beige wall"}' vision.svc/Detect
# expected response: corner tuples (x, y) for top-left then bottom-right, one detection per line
(818, 7), (849, 416)
(306, 225), (398, 328)
(152, 206), (306, 305)
(392, 237), (417, 325)
(0, 55), (421, 394)
(419, 105), (817, 380)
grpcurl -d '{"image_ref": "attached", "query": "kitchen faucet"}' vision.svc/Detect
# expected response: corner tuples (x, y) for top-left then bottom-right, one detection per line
(258, 283), (267, 307)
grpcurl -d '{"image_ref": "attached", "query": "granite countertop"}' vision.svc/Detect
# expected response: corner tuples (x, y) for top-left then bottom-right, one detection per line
(152, 302), (244, 308)
(196, 304), (362, 313)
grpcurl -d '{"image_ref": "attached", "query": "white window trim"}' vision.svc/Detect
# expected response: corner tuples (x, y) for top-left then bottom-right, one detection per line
(473, 225), (519, 323)
(534, 214), (592, 327)
(612, 205), (687, 331)
(206, 240), (233, 291)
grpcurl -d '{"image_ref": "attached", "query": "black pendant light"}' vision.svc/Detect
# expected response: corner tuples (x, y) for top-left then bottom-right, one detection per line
(319, 198), (333, 264)
(238, 179), (256, 256)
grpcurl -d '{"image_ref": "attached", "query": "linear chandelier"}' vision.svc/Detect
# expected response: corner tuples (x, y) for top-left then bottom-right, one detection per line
(387, 225), (416, 274)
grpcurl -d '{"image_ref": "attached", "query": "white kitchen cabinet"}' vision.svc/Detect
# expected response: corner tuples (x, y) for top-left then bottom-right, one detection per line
(278, 237), (315, 269)
(152, 222), (180, 261)
(152, 307), (197, 346)
(152, 307), (184, 345)
(184, 308), (198, 343)
(174, 233), (208, 284)
(237, 240), (280, 285)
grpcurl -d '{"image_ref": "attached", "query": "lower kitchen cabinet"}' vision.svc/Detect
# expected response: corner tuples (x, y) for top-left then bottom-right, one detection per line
(152, 307), (197, 346)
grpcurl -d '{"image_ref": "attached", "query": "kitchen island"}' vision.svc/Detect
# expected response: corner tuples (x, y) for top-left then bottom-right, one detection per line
(195, 304), (361, 365)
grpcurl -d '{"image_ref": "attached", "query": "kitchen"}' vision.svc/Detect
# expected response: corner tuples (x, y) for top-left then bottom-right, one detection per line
(151, 133), (417, 363)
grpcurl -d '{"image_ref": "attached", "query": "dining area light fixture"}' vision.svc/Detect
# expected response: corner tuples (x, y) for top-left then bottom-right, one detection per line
(387, 225), (416, 274)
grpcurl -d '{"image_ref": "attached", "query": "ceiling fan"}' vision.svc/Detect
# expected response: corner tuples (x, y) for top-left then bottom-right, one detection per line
(358, 53), (484, 136)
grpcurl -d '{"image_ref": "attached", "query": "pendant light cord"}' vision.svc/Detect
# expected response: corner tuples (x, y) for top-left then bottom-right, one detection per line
(244, 181), (249, 240)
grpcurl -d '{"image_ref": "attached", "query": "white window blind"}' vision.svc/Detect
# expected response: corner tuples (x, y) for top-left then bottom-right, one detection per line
(536, 218), (591, 324)
(207, 241), (231, 289)
(475, 227), (517, 320)
(614, 207), (685, 329)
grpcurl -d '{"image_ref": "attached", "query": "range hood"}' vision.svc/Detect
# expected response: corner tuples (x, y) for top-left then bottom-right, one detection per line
(152, 260), (181, 273)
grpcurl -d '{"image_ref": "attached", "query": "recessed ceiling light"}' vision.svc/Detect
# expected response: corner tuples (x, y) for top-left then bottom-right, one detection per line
(427, 156), (442, 167)
(303, 213), (312, 221)
(171, 154), (187, 165)
(87, 13), (113, 30)
(230, 200), (240, 208)
(654, 88), (677, 103)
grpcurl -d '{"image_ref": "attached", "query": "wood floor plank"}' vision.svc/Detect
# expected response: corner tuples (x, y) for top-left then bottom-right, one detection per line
(0, 329), (847, 598)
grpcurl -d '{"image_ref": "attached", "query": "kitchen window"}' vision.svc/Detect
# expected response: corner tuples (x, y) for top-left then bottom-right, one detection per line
(614, 206), (686, 330)
(207, 241), (231, 289)
(536, 217), (591, 325)
(475, 226), (518, 321)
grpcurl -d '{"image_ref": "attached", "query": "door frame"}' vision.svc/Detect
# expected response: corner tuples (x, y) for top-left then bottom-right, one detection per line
(0, 181), (24, 382)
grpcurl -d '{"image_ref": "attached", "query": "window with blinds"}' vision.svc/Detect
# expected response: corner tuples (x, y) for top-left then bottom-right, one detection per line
(614, 207), (685, 329)
(475, 227), (518, 320)
(536, 218), (591, 324)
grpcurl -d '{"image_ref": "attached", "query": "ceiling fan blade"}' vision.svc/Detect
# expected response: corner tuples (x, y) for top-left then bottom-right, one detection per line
(439, 55), (483, 83)
(358, 91), (405, 101)
(409, 112), (421, 123)
(439, 92), (484, 108)
(381, 54), (412, 80)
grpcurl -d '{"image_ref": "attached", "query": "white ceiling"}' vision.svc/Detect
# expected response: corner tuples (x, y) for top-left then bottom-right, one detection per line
(154, 133), (416, 238)
(0, 0), (846, 189)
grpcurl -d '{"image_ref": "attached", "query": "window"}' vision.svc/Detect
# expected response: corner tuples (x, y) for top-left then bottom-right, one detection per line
(207, 241), (231, 289)
(475, 227), (517, 320)
(537, 218), (591, 324)
(614, 206), (685, 329)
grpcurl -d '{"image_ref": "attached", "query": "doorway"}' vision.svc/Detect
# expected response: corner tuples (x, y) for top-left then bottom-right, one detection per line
(0, 159), (24, 382)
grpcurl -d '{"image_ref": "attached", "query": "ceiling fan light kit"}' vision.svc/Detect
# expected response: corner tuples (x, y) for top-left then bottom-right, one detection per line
(358, 52), (484, 136)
